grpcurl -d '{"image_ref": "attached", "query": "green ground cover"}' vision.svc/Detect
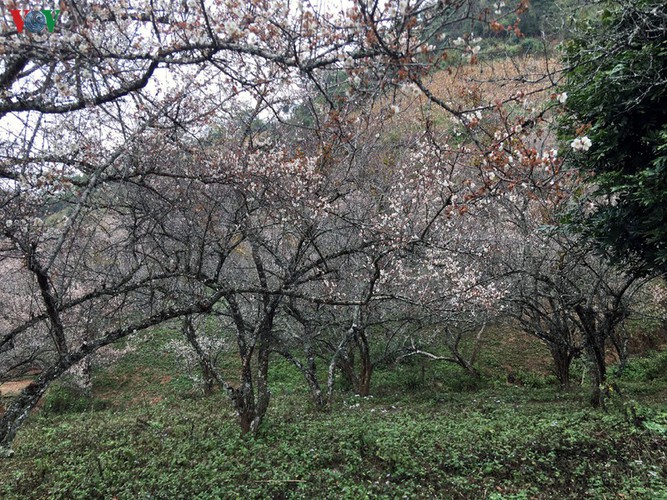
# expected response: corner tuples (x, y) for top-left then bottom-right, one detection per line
(0, 332), (665, 499)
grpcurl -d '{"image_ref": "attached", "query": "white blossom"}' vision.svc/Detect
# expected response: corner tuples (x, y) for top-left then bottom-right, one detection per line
(401, 82), (421, 98)
(570, 136), (592, 151)
(224, 20), (242, 37)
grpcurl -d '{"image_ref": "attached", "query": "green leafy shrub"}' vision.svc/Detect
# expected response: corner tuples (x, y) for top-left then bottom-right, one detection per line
(519, 37), (546, 56)
(443, 371), (485, 393)
(620, 350), (667, 382)
(513, 369), (558, 389)
(42, 384), (106, 415)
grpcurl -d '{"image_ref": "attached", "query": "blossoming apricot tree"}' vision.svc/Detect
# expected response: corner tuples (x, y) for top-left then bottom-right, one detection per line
(0, 0), (565, 448)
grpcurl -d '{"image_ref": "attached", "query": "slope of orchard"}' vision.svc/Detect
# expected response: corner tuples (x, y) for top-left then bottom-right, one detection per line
(0, 322), (665, 499)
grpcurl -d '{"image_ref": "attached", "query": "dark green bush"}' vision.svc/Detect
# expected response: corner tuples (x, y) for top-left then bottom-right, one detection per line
(620, 350), (667, 382)
(42, 384), (106, 415)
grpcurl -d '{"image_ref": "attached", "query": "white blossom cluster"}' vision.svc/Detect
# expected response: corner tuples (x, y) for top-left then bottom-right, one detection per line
(570, 136), (592, 152)
(164, 335), (229, 389)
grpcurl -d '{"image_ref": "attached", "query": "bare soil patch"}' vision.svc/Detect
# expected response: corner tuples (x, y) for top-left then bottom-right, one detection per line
(0, 379), (33, 397)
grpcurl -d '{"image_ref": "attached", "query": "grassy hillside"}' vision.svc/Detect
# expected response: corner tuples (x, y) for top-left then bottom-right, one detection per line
(1, 328), (665, 499)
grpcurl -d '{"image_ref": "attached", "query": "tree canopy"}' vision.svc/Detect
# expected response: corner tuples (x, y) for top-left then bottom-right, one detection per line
(1, 0), (665, 455)
(561, 0), (667, 275)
